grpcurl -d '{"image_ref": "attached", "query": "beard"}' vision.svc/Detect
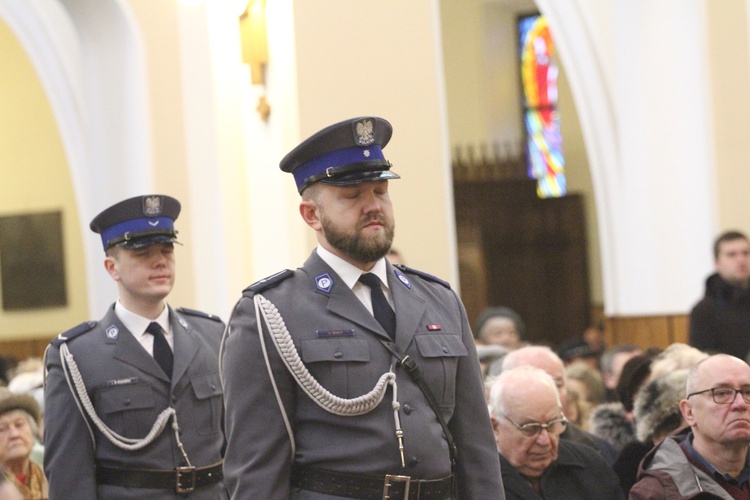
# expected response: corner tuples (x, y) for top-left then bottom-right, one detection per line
(320, 210), (395, 264)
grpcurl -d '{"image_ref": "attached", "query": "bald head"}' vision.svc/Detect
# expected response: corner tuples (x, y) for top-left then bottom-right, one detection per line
(686, 354), (750, 396)
(502, 346), (567, 404)
(489, 365), (562, 420)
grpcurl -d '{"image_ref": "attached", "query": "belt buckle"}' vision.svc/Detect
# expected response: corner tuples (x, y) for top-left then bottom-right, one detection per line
(175, 466), (196, 493)
(383, 474), (411, 499)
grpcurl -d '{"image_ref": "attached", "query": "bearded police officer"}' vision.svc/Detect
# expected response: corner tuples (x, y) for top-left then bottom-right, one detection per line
(221, 117), (504, 499)
(44, 195), (227, 498)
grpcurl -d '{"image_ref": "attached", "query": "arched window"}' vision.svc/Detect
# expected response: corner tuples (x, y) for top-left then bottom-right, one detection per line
(519, 14), (566, 198)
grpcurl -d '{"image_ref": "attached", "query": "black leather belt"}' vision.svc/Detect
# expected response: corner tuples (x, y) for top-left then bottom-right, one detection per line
(96, 461), (223, 493)
(291, 465), (454, 499)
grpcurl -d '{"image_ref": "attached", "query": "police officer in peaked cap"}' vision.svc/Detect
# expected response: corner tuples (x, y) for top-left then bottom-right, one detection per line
(44, 194), (228, 499)
(222, 117), (504, 498)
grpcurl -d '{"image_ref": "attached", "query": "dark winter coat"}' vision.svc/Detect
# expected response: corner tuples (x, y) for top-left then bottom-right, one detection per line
(500, 440), (624, 500)
(690, 273), (750, 360)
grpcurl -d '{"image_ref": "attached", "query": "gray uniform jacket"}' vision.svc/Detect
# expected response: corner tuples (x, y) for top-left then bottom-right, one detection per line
(44, 305), (227, 499)
(221, 251), (504, 499)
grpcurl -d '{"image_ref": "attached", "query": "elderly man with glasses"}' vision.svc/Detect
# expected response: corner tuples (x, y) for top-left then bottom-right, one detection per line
(488, 366), (623, 499)
(631, 353), (750, 499)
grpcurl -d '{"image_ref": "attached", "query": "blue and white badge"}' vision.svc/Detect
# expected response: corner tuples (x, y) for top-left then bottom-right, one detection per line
(315, 273), (334, 293)
(106, 325), (119, 340)
(394, 268), (411, 289)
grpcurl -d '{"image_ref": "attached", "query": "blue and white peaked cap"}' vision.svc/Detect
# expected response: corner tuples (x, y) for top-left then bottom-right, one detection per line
(280, 116), (401, 193)
(90, 194), (181, 250)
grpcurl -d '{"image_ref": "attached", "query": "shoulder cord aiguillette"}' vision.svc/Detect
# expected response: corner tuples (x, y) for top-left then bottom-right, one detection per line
(59, 343), (193, 466)
(254, 293), (406, 465)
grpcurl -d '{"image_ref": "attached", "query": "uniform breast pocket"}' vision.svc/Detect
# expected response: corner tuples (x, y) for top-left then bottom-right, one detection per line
(414, 334), (467, 409)
(97, 383), (157, 439)
(190, 373), (223, 435)
(300, 337), (370, 397)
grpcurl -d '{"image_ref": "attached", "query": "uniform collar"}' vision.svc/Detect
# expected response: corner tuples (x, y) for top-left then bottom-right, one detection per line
(316, 246), (390, 291)
(115, 300), (171, 340)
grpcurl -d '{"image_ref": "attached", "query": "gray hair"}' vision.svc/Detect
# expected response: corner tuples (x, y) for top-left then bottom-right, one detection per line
(488, 365), (562, 418)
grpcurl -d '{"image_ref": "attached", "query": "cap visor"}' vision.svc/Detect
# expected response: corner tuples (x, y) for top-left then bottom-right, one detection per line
(320, 170), (401, 187)
(116, 235), (179, 249)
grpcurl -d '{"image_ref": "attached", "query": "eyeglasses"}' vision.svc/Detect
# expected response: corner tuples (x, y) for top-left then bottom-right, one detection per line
(502, 414), (568, 438)
(687, 386), (750, 405)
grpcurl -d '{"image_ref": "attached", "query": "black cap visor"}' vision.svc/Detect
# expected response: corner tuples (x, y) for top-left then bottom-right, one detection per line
(109, 231), (179, 250)
(301, 169), (401, 193)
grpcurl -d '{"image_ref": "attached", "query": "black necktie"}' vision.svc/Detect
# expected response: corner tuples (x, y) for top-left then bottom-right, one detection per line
(146, 322), (173, 379)
(359, 273), (396, 340)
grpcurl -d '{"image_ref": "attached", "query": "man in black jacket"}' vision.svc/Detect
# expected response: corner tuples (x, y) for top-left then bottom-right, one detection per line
(488, 366), (623, 499)
(690, 230), (750, 359)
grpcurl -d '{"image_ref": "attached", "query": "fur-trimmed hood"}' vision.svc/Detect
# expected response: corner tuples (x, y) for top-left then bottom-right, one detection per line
(633, 369), (688, 443)
(588, 401), (636, 452)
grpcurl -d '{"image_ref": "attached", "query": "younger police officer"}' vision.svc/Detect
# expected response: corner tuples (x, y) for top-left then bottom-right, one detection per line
(221, 117), (504, 499)
(44, 195), (227, 499)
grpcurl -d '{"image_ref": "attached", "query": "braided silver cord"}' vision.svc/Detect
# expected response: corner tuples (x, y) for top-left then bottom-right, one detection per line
(60, 343), (187, 459)
(255, 294), (396, 416)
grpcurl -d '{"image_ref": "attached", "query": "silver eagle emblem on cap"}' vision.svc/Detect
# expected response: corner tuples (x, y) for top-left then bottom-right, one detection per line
(355, 119), (375, 146)
(143, 196), (163, 216)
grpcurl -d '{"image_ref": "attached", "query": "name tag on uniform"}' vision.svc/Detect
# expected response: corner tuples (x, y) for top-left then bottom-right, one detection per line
(107, 377), (139, 386)
(316, 329), (355, 338)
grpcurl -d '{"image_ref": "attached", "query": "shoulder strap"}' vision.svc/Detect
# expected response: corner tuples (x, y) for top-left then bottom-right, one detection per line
(175, 307), (223, 323)
(51, 321), (96, 348)
(393, 264), (451, 289)
(377, 339), (457, 473)
(243, 269), (295, 295)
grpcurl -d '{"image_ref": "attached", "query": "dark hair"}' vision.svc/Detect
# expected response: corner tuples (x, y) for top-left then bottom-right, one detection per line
(713, 230), (748, 260)
(600, 344), (641, 375)
(615, 348), (662, 413)
(474, 307), (525, 341)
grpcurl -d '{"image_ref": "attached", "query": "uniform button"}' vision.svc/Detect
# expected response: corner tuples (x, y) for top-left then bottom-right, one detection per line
(171, 395), (177, 403)
(211, 384), (217, 391)
(123, 399), (131, 406)
(408, 456), (420, 467)
(442, 346), (449, 353)
(334, 351), (343, 359)
(403, 404), (413, 415)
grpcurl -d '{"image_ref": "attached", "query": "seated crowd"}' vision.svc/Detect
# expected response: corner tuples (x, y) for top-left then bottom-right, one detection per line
(476, 305), (750, 499)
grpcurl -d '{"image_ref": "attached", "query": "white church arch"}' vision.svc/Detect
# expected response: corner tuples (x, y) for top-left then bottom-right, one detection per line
(0, 0), (154, 316)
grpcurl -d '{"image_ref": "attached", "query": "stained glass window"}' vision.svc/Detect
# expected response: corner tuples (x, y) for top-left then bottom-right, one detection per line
(518, 14), (566, 198)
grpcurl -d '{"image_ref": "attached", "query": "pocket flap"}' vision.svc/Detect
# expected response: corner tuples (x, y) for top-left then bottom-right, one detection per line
(415, 334), (468, 358)
(301, 338), (370, 363)
(191, 373), (223, 400)
(99, 383), (155, 414)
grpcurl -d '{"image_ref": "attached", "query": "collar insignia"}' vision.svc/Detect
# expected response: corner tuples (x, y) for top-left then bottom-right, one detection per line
(315, 273), (334, 293)
(394, 269), (411, 289)
(106, 325), (119, 340)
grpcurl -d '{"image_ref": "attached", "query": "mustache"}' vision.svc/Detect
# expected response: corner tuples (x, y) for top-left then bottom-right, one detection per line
(359, 213), (386, 226)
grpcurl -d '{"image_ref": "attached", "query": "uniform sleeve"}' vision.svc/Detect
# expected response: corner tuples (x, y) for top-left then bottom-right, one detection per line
(43, 343), (98, 498)
(448, 292), (506, 499)
(221, 294), (296, 498)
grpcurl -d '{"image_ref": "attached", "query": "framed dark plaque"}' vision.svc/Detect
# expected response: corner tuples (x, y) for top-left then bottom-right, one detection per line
(0, 211), (67, 310)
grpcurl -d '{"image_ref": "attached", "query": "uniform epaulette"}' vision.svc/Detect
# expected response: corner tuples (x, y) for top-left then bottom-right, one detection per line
(51, 321), (96, 347)
(394, 264), (451, 289)
(243, 269), (294, 295)
(176, 307), (223, 323)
